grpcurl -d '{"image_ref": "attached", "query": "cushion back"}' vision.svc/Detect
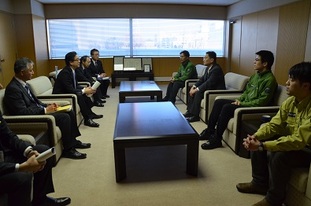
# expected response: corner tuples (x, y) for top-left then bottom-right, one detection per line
(27, 76), (53, 96)
(195, 64), (207, 78)
(225, 72), (249, 90)
(273, 85), (288, 106)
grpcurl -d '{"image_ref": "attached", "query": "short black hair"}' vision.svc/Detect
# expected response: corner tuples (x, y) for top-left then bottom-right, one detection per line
(80, 55), (89, 67)
(180, 50), (190, 58)
(255, 50), (274, 70)
(65, 51), (77, 66)
(14, 57), (33, 73)
(289, 62), (311, 88)
(206, 51), (217, 62)
(90, 48), (99, 56)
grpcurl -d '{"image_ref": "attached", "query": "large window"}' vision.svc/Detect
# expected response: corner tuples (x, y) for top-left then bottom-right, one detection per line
(47, 18), (225, 59)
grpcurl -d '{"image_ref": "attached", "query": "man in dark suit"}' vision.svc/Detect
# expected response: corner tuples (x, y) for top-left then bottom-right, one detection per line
(88, 48), (110, 98)
(53, 51), (103, 128)
(4, 57), (90, 159)
(184, 51), (226, 122)
(76, 55), (105, 107)
(0, 113), (71, 206)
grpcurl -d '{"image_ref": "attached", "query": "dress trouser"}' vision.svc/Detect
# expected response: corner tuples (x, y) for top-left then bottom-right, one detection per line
(251, 149), (311, 205)
(76, 94), (95, 120)
(187, 90), (204, 117)
(165, 81), (184, 104)
(207, 99), (240, 142)
(52, 111), (80, 151)
(99, 79), (110, 96)
(0, 144), (54, 206)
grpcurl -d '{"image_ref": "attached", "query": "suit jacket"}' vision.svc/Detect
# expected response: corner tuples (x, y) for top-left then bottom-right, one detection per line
(52, 66), (83, 95)
(4, 78), (47, 115)
(88, 59), (105, 78)
(0, 114), (31, 176)
(75, 66), (94, 84)
(195, 63), (226, 92)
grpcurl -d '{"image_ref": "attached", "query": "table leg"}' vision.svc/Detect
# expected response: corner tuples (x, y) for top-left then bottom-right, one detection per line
(114, 143), (127, 182)
(186, 140), (199, 176)
(112, 75), (116, 88)
(156, 93), (163, 102)
(119, 94), (125, 103)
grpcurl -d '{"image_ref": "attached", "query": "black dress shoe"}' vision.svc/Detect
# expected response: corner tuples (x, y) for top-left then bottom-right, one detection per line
(201, 140), (222, 150)
(46, 196), (71, 206)
(94, 101), (104, 107)
(75, 140), (91, 149)
(187, 116), (200, 122)
(183, 111), (193, 118)
(90, 113), (103, 119)
(99, 99), (106, 103)
(62, 148), (87, 159)
(199, 129), (212, 140)
(84, 119), (100, 127)
(104, 95), (110, 98)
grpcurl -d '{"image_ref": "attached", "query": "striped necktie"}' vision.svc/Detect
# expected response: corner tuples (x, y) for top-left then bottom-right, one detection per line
(25, 85), (44, 108)
(73, 71), (77, 89)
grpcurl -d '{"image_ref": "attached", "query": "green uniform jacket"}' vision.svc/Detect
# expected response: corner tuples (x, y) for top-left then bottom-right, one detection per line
(238, 70), (277, 107)
(173, 61), (197, 82)
(255, 95), (311, 151)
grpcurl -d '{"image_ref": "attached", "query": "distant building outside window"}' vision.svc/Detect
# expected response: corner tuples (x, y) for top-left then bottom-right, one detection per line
(47, 18), (225, 59)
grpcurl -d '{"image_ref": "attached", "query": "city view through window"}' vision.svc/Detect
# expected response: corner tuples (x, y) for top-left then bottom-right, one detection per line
(47, 18), (225, 59)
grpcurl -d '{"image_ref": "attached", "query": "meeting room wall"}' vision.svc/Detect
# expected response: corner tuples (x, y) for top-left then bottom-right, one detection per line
(228, 0), (311, 86)
(0, 0), (310, 87)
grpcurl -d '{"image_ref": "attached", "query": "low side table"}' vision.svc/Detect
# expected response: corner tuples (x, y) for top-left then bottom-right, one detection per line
(113, 102), (199, 182)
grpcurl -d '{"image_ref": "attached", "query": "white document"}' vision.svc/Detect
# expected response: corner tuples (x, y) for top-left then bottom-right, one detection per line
(87, 81), (101, 97)
(36, 147), (56, 162)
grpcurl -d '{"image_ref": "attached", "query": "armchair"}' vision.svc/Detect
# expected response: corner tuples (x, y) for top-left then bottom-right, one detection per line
(26, 76), (83, 126)
(200, 72), (249, 123)
(218, 85), (311, 206)
(0, 89), (62, 165)
(220, 84), (288, 154)
(176, 64), (207, 103)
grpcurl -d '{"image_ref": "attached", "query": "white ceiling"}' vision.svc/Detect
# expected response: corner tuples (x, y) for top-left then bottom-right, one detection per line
(36, 0), (242, 6)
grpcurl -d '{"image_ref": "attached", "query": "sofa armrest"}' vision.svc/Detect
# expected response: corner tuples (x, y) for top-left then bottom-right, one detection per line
(233, 106), (280, 136)
(201, 92), (243, 123)
(78, 81), (91, 87)
(305, 163), (311, 200)
(37, 94), (79, 114)
(183, 79), (199, 103)
(4, 115), (58, 147)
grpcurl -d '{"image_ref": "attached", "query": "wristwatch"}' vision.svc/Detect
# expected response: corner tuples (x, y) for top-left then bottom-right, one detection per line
(258, 142), (264, 151)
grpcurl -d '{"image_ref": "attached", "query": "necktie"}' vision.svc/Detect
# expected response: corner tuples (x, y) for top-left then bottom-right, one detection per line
(25, 85), (44, 108)
(73, 71), (77, 89)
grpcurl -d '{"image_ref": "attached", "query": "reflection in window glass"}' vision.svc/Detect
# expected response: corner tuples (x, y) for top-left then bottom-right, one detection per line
(47, 18), (224, 59)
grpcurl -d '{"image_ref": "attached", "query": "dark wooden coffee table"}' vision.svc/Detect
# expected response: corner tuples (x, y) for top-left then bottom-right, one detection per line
(113, 102), (199, 182)
(119, 81), (162, 103)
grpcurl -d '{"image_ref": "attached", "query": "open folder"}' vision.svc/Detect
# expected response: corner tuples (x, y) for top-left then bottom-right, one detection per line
(56, 105), (72, 112)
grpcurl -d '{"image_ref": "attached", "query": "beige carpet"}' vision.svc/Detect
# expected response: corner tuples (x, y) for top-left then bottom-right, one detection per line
(50, 84), (264, 206)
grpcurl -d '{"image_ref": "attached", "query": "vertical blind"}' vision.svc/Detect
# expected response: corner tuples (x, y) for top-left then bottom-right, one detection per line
(47, 18), (225, 59)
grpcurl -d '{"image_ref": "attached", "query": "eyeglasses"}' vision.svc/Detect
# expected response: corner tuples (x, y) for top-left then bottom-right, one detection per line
(73, 59), (80, 62)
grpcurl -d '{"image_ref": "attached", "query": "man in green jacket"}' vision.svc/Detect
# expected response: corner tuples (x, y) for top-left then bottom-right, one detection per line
(237, 62), (311, 206)
(162, 50), (197, 104)
(200, 50), (278, 149)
